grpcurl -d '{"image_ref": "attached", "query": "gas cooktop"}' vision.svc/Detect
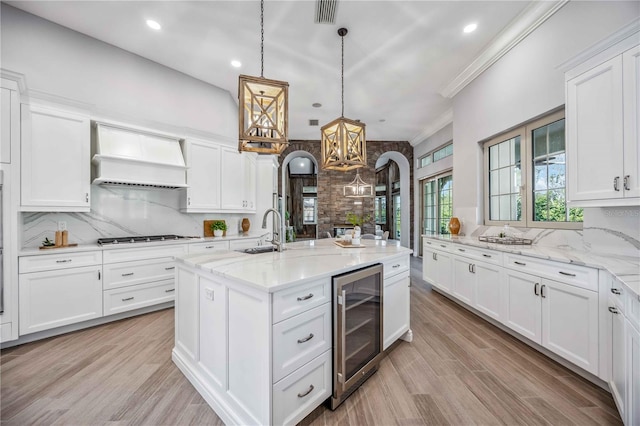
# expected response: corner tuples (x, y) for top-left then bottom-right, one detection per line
(97, 234), (188, 246)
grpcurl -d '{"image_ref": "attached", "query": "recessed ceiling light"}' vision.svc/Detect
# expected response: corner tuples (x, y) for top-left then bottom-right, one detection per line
(146, 19), (161, 30)
(379, 119), (386, 122)
(312, 103), (322, 108)
(231, 60), (242, 68)
(463, 23), (477, 33)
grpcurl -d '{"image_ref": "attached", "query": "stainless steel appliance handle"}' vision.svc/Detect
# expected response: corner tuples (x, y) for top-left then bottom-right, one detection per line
(340, 289), (346, 384)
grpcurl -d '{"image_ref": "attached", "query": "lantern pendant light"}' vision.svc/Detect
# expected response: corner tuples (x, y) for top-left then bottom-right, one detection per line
(238, 0), (289, 155)
(321, 28), (366, 171)
(344, 169), (373, 197)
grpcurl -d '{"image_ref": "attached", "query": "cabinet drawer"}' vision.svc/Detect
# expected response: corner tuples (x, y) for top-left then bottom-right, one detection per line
(451, 245), (503, 266)
(103, 257), (176, 290)
(19, 250), (102, 273)
(383, 255), (409, 278)
(103, 279), (174, 316)
(504, 253), (598, 291)
(272, 350), (332, 426)
(272, 278), (331, 324)
(423, 239), (451, 252)
(103, 244), (187, 264)
(188, 241), (230, 254)
(273, 303), (331, 383)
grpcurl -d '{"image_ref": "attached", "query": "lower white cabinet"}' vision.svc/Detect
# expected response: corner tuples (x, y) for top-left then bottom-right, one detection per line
(103, 279), (174, 316)
(188, 240), (230, 253)
(474, 262), (502, 321)
(422, 243), (452, 293)
(19, 264), (103, 335)
(383, 273), (410, 350)
(609, 292), (627, 421)
(452, 257), (476, 306)
(503, 268), (599, 375)
(628, 324), (640, 426)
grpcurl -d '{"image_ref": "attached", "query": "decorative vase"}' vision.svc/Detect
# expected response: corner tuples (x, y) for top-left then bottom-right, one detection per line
(448, 217), (461, 235)
(241, 218), (250, 234)
(213, 230), (224, 237)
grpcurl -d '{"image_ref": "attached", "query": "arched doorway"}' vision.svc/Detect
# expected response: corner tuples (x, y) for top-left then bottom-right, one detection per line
(280, 151), (319, 241)
(375, 152), (410, 248)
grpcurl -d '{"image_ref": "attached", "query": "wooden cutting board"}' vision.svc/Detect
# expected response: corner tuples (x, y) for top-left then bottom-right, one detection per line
(203, 220), (227, 237)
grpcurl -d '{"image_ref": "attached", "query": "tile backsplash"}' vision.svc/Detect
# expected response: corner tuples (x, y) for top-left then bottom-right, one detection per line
(22, 185), (262, 248)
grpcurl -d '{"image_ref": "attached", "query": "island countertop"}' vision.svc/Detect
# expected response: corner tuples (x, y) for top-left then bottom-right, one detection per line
(174, 238), (413, 293)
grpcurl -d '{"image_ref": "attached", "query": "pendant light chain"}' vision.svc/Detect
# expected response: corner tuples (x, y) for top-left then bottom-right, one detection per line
(341, 32), (344, 118)
(260, 0), (264, 78)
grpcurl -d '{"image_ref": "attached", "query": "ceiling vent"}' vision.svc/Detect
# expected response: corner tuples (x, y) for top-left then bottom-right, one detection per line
(315, 0), (338, 24)
(309, 119), (319, 126)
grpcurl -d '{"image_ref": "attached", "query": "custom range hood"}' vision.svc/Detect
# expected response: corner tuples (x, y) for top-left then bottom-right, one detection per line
(92, 123), (187, 189)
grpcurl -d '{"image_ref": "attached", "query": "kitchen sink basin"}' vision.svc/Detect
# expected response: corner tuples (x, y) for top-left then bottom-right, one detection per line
(240, 245), (278, 254)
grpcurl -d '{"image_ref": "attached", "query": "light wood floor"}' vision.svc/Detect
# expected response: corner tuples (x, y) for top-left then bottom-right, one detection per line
(1, 257), (622, 425)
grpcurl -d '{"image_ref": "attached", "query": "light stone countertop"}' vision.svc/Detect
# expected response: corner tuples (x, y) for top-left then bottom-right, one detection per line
(422, 234), (640, 298)
(175, 238), (413, 293)
(18, 232), (269, 256)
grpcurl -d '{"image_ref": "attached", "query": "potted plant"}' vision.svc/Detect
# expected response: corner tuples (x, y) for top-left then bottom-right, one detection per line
(346, 212), (372, 228)
(211, 221), (227, 237)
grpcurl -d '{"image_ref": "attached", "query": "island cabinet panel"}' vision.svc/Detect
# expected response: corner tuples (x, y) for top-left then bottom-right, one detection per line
(272, 278), (331, 323)
(227, 286), (271, 425)
(198, 276), (227, 390)
(383, 273), (410, 350)
(175, 267), (199, 363)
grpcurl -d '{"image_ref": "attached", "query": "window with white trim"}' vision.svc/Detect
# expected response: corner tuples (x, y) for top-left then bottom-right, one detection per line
(303, 197), (317, 224)
(419, 142), (453, 168)
(421, 171), (453, 236)
(483, 110), (582, 228)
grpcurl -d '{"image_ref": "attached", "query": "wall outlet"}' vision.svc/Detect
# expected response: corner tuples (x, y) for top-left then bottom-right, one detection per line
(57, 221), (67, 231)
(205, 288), (214, 301)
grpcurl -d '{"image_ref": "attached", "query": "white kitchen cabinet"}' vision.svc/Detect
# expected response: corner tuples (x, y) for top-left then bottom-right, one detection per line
(422, 240), (452, 294)
(502, 267), (599, 375)
(181, 138), (221, 213)
(566, 42), (639, 206)
(220, 146), (257, 212)
(1, 87), (18, 164)
(609, 290), (627, 422)
(627, 323), (640, 426)
(21, 103), (91, 211)
(452, 257), (475, 306)
(383, 272), (410, 350)
(473, 261), (502, 321)
(19, 264), (103, 335)
(188, 240), (230, 253)
(228, 237), (263, 251)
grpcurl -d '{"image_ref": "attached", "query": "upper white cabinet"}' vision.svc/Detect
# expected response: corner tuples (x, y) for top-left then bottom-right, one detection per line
(182, 142), (256, 213)
(566, 42), (639, 206)
(1, 87), (18, 164)
(21, 104), (91, 211)
(220, 146), (256, 212)
(181, 138), (221, 213)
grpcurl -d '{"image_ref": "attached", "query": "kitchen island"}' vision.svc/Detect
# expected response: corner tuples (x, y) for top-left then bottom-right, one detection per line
(172, 239), (412, 426)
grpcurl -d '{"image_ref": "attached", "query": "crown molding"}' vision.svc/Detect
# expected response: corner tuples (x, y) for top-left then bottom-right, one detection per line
(439, 0), (568, 99)
(0, 69), (27, 93)
(557, 17), (640, 75)
(409, 108), (453, 147)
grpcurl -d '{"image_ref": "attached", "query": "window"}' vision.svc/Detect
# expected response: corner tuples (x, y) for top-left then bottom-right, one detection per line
(483, 110), (582, 228)
(421, 172), (453, 236)
(303, 197), (317, 224)
(374, 196), (386, 224)
(419, 142), (453, 168)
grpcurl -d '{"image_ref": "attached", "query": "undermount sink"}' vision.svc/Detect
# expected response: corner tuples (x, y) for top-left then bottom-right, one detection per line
(240, 245), (278, 254)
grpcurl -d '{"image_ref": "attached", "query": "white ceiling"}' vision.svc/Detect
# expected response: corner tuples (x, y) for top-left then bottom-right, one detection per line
(6, 0), (533, 142)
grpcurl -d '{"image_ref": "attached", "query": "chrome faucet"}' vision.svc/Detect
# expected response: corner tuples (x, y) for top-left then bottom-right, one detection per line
(262, 208), (284, 252)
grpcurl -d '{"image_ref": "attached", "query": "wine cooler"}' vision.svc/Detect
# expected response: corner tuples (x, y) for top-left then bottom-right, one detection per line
(330, 263), (384, 409)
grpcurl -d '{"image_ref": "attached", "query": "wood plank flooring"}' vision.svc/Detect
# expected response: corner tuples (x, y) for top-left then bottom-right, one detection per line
(1, 257), (622, 425)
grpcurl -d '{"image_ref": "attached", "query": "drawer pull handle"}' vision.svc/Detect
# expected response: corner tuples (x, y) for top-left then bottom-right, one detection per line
(56, 259), (72, 263)
(205, 245), (217, 249)
(440, 245), (446, 248)
(297, 333), (314, 344)
(611, 288), (622, 295)
(426, 241), (432, 245)
(534, 283), (540, 296)
(297, 293), (314, 301)
(614, 176), (620, 191)
(624, 175), (630, 191)
(122, 272), (134, 277)
(297, 384), (315, 398)
(540, 285), (547, 299)
(558, 271), (576, 277)
(458, 248), (466, 252)
(609, 306), (619, 314)
(392, 264), (401, 268)
(165, 289), (175, 293)
(482, 254), (492, 258)
(122, 297), (134, 302)
(514, 261), (526, 266)
(165, 266), (175, 271)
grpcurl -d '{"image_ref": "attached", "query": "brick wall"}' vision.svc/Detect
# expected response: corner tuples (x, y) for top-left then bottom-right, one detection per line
(278, 140), (414, 250)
